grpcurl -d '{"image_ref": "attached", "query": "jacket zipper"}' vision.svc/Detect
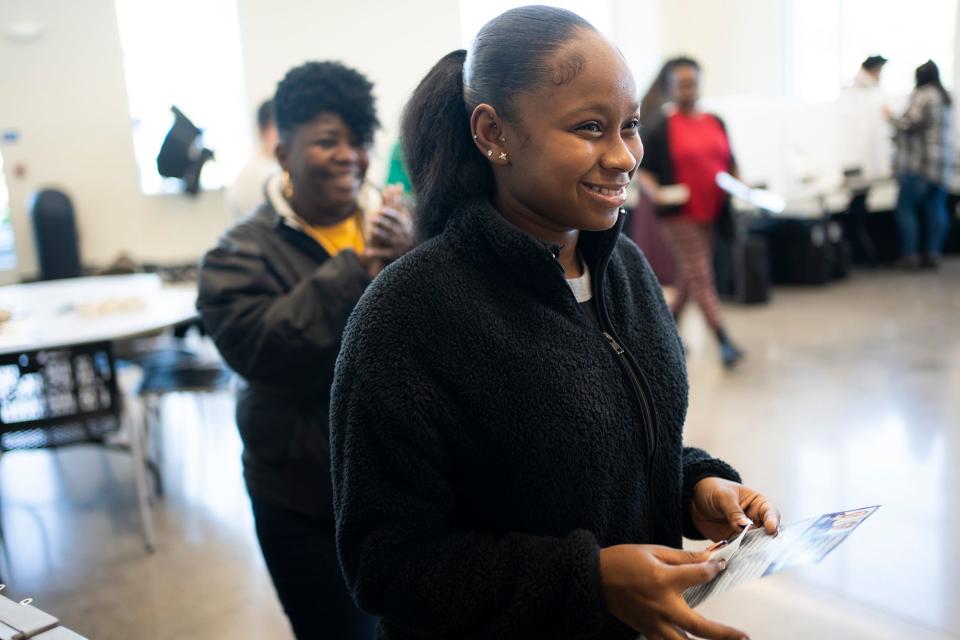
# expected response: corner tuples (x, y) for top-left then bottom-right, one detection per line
(600, 331), (657, 462)
(590, 243), (659, 538)
(548, 242), (658, 464)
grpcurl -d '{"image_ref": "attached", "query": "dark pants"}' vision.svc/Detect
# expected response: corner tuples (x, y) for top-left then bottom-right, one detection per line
(894, 174), (948, 257)
(250, 497), (377, 640)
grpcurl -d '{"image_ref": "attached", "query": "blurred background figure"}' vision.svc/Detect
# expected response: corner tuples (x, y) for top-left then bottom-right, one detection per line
(226, 98), (280, 219)
(887, 59), (954, 269)
(854, 54), (888, 88)
(384, 139), (412, 194)
(638, 57), (744, 369)
(197, 61), (411, 639)
(840, 54), (892, 263)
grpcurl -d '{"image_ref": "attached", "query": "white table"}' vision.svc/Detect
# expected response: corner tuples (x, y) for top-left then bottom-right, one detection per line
(0, 274), (198, 355)
(0, 274), (199, 552)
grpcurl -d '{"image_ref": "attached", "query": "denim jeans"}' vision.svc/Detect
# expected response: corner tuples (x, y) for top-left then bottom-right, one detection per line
(250, 497), (377, 640)
(894, 174), (949, 257)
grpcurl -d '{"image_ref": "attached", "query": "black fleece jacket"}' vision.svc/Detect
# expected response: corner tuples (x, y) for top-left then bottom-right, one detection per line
(330, 199), (740, 639)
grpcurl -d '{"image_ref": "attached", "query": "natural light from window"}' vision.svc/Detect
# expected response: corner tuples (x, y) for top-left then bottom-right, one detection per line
(789, 0), (956, 102)
(114, 0), (250, 195)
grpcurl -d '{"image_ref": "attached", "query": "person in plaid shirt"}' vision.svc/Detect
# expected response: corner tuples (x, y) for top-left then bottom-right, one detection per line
(887, 59), (954, 268)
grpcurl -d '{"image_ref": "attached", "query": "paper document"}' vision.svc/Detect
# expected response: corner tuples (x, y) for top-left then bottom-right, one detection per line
(684, 505), (879, 608)
(715, 171), (786, 213)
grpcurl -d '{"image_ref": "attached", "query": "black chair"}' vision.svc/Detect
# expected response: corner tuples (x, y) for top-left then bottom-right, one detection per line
(0, 342), (157, 552)
(29, 189), (82, 281)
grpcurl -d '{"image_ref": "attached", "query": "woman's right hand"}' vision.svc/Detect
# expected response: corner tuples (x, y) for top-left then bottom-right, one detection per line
(654, 184), (691, 207)
(599, 544), (748, 640)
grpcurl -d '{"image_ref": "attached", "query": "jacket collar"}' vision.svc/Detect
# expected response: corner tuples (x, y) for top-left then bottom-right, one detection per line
(252, 185), (332, 264)
(450, 198), (627, 303)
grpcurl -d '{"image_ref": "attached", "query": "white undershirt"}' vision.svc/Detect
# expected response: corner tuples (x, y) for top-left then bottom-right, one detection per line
(565, 257), (592, 303)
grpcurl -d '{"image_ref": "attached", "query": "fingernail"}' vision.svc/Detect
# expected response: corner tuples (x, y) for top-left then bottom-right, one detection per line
(707, 539), (729, 551)
(718, 559), (727, 571)
(738, 517), (754, 527)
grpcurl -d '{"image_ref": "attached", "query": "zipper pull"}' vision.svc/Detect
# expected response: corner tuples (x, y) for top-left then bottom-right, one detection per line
(602, 332), (625, 355)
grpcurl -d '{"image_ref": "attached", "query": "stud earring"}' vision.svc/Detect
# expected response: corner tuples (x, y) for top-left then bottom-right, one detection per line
(487, 149), (493, 157)
(499, 136), (506, 143)
(473, 134), (478, 141)
(499, 152), (508, 161)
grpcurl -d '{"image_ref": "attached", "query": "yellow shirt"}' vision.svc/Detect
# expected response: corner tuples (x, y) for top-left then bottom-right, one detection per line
(301, 212), (366, 257)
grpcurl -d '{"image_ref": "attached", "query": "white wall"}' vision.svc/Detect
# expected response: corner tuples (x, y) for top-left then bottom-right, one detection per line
(659, 0), (789, 98)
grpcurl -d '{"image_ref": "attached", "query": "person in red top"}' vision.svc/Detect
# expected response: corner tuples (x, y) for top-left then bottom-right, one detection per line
(638, 57), (744, 368)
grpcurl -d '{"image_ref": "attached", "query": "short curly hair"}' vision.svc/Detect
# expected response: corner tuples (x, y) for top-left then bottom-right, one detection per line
(273, 61), (379, 145)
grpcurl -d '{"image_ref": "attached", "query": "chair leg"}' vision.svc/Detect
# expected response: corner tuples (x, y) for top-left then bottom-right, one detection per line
(0, 450), (7, 582)
(144, 395), (165, 498)
(129, 405), (156, 553)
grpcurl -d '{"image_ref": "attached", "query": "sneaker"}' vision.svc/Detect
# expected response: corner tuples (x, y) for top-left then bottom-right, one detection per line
(720, 342), (744, 369)
(895, 255), (920, 270)
(920, 254), (941, 270)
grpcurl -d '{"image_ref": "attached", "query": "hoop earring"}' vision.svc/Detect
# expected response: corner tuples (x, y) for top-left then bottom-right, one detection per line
(282, 171), (294, 199)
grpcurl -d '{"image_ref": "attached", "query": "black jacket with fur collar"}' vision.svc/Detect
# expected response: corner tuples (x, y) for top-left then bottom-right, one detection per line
(330, 199), (739, 639)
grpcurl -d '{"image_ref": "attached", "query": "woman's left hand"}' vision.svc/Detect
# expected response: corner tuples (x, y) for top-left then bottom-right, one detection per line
(365, 185), (413, 266)
(689, 477), (780, 542)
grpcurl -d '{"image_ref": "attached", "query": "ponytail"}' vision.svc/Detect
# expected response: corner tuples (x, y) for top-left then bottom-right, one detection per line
(401, 50), (494, 242)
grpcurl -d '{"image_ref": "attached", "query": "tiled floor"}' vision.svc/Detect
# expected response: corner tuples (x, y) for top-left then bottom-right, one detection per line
(0, 260), (957, 639)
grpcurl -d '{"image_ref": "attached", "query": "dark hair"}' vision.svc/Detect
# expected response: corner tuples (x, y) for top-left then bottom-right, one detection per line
(639, 61), (673, 129)
(660, 56), (700, 91)
(862, 55), (887, 71)
(273, 61), (379, 144)
(401, 5), (596, 241)
(915, 59), (952, 106)
(256, 99), (274, 131)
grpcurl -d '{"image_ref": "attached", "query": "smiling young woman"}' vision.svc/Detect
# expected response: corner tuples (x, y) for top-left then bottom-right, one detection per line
(329, 7), (779, 640)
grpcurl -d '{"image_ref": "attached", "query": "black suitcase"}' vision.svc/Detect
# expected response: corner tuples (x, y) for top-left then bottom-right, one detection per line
(736, 235), (772, 303)
(713, 231), (771, 304)
(753, 217), (834, 285)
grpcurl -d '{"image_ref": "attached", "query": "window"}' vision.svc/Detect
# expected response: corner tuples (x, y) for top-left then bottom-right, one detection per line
(459, 0), (614, 46)
(114, 0), (250, 194)
(789, 0), (956, 101)
(0, 150), (15, 270)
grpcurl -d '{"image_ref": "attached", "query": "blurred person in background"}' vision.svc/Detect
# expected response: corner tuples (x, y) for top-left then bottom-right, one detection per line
(886, 59), (954, 269)
(227, 98), (280, 219)
(197, 61), (412, 639)
(853, 54), (887, 88)
(638, 57), (744, 369)
(840, 55), (892, 263)
(385, 139), (413, 194)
